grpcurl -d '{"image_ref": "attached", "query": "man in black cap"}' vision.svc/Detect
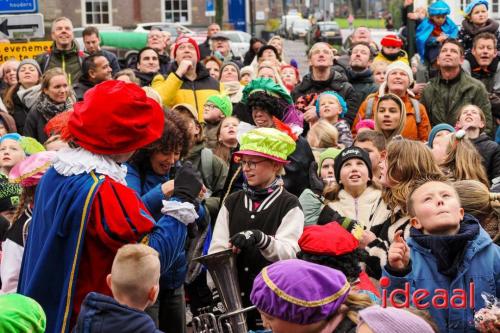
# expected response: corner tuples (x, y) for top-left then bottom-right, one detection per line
(210, 33), (243, 67)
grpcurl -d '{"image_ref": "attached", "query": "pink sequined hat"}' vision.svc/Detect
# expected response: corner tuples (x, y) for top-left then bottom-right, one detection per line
(9, 151), (57, 187)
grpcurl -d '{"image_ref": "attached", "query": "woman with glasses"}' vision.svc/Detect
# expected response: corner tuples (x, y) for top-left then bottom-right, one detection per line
(208, 127), (304, 330)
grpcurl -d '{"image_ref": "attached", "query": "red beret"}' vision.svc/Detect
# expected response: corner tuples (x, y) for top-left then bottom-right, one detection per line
(299, 222), (359, 256)
(381, 34), (403, 48)
(173, 36), (200, 61)
(68, 80), (164, 155)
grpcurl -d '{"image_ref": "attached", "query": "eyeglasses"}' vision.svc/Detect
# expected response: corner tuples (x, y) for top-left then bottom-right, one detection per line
(239, 159), (267, 170)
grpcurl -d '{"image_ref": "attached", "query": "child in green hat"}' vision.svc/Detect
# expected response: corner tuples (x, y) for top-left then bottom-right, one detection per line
(208, 127), (305, 330)
(203, 94), (233, 149)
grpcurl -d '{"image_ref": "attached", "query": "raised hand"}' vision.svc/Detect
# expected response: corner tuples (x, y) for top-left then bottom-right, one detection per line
(388, 230), (410, 271)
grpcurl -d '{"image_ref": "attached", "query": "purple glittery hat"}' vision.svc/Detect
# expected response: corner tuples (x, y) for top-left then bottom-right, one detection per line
(250, 259), (350, 325)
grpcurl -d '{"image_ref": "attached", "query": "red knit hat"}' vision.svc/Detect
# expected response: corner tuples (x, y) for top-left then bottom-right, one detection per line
(67, 80), (164, 155)
(299, 222), (359, 256)
(381, 34), (403, 48)
(173, 36), (200, 61)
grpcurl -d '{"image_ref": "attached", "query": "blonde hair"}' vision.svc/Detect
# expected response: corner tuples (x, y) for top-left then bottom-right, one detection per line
(308, 42), (335, 59)
(142, 86), (163, 106)
(370, 60), (388, 73)
(441, 133), (490, 187)
(307, 119), (339, 148)
(374, 93), (406, 141)
(51, 17), (73, 32)
(344, 292), (374, 324)
(382, 139), (445, 215)
(41, 67), (66, 92)
(268, 36), (284, 56)
(110, 244), (160, 305)
(454, 179), (500, 242)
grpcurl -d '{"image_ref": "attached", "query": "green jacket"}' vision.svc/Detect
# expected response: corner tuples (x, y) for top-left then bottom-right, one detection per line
(36, 41), (84, 85)
(185, 143), (228, 220)
(421, 70), (493, 135)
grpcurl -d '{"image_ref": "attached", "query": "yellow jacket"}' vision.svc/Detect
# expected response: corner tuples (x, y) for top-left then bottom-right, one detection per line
(152, 63), (223, 122)
(373, 50), (409, 65)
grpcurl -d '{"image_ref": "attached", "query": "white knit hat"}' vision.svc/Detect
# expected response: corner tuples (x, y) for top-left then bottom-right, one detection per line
(384, 60), (414, 85)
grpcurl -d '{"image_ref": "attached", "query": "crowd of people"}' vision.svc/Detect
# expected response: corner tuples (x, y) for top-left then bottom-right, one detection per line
(0, 0), (500, 332)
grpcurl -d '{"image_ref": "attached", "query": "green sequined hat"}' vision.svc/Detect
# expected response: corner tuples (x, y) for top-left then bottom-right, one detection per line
(234, 127), (296, 164)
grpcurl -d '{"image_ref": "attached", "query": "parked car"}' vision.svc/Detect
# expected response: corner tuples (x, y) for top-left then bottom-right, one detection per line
(134, 22), (205, 43)
(278, 14), (302, 38)
(288, 19), (311, 40)
(306, 21), (342, 47)
(220, 30), (252, 58)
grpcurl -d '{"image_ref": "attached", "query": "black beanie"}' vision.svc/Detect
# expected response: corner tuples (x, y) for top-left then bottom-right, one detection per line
(334, 147), (373, 183)
(0, 181), (21, 212)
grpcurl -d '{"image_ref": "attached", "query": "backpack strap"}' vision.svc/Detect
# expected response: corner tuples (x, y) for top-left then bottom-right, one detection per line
(41, 52), (51, 73)
(365, 96), (375, 119)
(410, 98), (421, 124)
(201, 148), (214, 192)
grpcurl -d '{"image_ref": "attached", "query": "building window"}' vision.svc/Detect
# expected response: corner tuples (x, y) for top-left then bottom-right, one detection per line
(83, 0), (111, 25)
(493, 0), (499, 14)
(163, 0), (190, 24)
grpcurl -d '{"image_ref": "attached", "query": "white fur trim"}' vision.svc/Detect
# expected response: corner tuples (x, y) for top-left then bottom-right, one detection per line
(53, 148), (127, 184)
(161, 200), (198, 225)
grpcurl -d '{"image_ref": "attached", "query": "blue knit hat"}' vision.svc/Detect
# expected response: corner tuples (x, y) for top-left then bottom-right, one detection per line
(465, 0), (488, 16)
(428, 0), (451, 16)
(427, 123), (455, 148)
(316, 91), (348, 118)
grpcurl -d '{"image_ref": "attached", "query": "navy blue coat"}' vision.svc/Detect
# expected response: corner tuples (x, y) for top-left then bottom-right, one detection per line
(73, 292), (162, 333)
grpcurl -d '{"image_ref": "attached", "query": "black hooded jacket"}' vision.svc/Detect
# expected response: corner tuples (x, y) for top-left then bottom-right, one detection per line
(292, 67), (360, 126)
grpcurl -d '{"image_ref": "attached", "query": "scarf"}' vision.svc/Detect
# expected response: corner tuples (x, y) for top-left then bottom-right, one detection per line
(462, 18), (500, 36)
(223, 81), (243, 103)
(242, 176), (283, 202)
(17, 84), (42, 109)
(34, 94), (71, 122)
(380, 50), (402, 62)
(410, 217), (479, 277)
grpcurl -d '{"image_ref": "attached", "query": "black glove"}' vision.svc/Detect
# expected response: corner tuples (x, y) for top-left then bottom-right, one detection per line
(229, 230), (270, 250)
(173, 161), (203, 208)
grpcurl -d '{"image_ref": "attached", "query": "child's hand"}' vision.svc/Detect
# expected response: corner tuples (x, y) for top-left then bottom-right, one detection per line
(436, 34), (447, 43)
(358, 230), (377, 249)
(161, 180), (175, 197)
(388, 230), (410, 271)
(303, 105), (319, 124)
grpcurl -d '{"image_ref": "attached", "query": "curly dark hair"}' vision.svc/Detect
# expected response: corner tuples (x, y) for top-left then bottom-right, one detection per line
(129, 111), (190, 181)
(297, 250), (364, 282)
(247, 91), (288, 120)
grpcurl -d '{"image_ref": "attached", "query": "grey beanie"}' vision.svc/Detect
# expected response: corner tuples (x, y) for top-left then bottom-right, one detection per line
(220, 62), (241, 80)
(17, 59), (42, 79)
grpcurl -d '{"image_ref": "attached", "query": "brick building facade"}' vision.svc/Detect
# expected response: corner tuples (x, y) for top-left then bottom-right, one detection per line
(37, 0), (284, 31)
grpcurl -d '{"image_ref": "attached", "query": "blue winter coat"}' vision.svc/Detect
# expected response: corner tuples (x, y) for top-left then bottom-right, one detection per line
(125, 163), (168, 221)
(383, 218), (500, 333)
(73, 292), (162, 333)
(125, 163), (206, 290)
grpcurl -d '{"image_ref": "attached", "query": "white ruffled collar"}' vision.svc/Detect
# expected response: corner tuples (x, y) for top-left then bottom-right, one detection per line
(53, 148), (127, 184)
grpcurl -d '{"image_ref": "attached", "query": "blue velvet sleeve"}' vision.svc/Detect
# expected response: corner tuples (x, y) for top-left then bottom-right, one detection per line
(148, 214), (187, 275)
